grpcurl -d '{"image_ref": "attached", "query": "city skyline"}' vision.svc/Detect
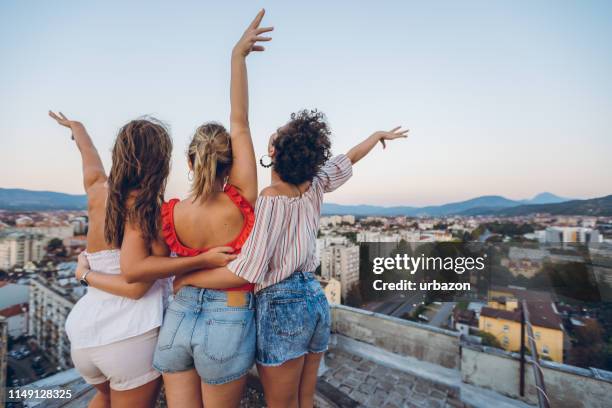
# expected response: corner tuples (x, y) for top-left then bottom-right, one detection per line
(1, 1), (612, 206)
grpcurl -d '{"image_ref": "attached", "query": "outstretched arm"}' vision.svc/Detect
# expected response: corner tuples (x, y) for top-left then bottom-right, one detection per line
(120, 222), (238, 283)
(48, 111), (106, 191)
(346, 127), (409, 164)
(227, 9), (273, 204)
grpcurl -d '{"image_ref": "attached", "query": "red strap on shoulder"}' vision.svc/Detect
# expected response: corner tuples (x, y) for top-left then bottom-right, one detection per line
(223, 185), (255, 252)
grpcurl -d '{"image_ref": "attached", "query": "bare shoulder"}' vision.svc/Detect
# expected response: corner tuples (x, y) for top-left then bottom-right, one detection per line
(259, 185), (284, 197)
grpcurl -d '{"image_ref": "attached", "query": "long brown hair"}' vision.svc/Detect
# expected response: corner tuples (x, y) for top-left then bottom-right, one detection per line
(188, 122), (232, 202)
(105, 118), (172, 248)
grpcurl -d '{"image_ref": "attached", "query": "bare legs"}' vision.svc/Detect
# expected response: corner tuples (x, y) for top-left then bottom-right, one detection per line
(299, 353), (324, 408)
(162, 369), (249, 408)
(163, 370), (201, 408)
(201, 376), (247, 407)
(110, 377), (162, 408)
(89, 382), (111, 408)
(257, 352), (323, 408)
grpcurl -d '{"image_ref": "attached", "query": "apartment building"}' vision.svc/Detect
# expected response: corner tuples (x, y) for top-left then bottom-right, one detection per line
(0, 316), (7, 405)
(0, 231), (45, 268)
(320, 244), (359, 299)
(29, 275), (79, 370)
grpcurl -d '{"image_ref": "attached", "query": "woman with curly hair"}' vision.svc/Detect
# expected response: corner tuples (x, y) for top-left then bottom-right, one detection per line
(174, 109), (408, 407)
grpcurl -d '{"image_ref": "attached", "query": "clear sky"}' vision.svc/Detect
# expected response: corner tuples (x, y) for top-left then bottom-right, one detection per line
(1, 0), (611, 206)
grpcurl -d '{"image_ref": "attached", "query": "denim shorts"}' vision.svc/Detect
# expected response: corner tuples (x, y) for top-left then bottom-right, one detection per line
(256, 271), (331, 366)
(153, 286), (256, 385)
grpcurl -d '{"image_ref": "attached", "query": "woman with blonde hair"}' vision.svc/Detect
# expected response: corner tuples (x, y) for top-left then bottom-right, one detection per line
(117, 9), (273, 408)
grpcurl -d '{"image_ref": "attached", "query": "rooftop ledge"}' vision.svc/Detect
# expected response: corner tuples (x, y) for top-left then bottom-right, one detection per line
(19, 304), (612, 408)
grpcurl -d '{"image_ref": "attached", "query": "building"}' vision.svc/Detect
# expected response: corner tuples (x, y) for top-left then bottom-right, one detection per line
(0, 282), (29, 338)
(317, 277), (341, 305)
(0, 231), (45, 268)
(478, 287), (564, 363)
(320, 244), (359, 299)
(15, 216), (34, 227)
(69, 216), (88, 235)
(452, 308), (478, 336)
(544, 226), (603, 243)
(0, 316), (7, 406)
(29, 273), (80, 370)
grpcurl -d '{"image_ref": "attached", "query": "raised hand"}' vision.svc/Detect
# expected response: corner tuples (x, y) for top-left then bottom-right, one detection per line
(233, 9), (273, 58)
(49, 111), (80, 129)
(374, 127), (410, 149)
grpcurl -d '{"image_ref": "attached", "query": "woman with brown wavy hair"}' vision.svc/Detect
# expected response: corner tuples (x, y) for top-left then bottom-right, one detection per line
(57, 116), (234, 408)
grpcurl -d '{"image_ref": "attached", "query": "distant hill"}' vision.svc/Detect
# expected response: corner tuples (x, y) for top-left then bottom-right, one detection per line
(0, 188), (87, 211)
(322, 193), (574, 217)
(521, 192), (569, 205)
(2, 187), (596, 216)
(492, 195), (612, 217)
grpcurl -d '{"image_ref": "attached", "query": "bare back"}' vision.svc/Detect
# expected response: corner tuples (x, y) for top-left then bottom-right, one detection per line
(172, 191), (245, 250)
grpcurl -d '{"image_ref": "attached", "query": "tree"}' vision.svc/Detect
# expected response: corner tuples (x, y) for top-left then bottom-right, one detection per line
(476, 331), (503, 348)
(46, 238), (63, 251)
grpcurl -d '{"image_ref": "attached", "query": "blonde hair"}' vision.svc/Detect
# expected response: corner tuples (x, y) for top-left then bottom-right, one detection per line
(188, 122), (232, 202)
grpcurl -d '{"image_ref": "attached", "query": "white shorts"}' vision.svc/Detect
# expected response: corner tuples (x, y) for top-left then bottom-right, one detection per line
(71, 328), (161, 391)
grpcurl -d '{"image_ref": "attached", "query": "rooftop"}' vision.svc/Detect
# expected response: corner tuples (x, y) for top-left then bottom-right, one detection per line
(16, 304), (612, 408)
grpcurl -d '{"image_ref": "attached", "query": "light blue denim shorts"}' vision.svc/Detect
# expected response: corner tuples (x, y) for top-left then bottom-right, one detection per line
(255, 272), (331, 366)
(153, 286), (256, 385)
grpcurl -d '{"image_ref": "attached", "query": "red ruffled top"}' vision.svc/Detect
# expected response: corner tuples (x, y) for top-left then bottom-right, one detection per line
(161, 184), (255, 292)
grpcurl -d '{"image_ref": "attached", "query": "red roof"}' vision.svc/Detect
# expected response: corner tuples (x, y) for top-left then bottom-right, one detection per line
(0, 303), (28, 318)
(481, 303), (562, 331)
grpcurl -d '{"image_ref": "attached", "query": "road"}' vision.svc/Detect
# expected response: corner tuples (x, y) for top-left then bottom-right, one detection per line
(429, 302), (456, 327)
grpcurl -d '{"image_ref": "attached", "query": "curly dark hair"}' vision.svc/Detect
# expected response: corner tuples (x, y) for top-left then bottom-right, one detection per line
(272, 109), (332, 185)
(104, 118), (172, 249)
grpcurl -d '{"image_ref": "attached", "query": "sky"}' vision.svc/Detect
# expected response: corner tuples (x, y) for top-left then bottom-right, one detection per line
(1, 0), (611, 206)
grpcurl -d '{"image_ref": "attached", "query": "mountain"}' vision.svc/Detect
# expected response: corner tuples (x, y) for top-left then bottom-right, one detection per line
(0, 188), (87, 211)
(492, 195), (612, 217)
(521, 192), (570, 205)
(322, 194), (567, 217)
(1, 187), (591, 216)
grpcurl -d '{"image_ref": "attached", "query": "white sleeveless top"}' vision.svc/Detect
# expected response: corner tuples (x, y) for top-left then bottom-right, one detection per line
(65, 249), (170, 349)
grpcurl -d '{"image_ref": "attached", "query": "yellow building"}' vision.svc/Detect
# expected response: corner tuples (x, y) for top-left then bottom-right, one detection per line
(478, 287), (564, 363)
(317, 277), (341, 305)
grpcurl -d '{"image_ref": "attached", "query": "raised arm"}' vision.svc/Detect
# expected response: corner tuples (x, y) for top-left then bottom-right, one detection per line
(119, 221), (237, 283)
(345, 127), (409, 164)
(227, 9), (273, 204)
(48, 111), (106, 191)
